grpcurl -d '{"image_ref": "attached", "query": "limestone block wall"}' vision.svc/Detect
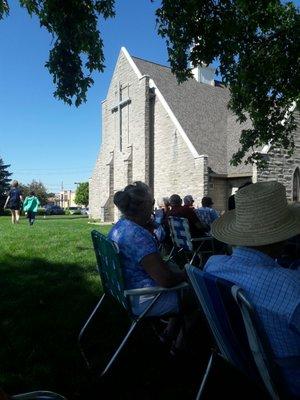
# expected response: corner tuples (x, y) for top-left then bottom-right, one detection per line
(152, 97), (208, 208)
(89, 100), (111, 220)
(208, 177), (228, 212)
(89, 51), (150, 220)
(257, 112), (300, 201)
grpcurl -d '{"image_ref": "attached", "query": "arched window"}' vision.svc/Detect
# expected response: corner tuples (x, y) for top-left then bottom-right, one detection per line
(292, 167), (300, 202)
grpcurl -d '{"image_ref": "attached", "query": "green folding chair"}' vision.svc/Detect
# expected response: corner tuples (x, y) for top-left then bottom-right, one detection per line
(78, 229), (188, 377)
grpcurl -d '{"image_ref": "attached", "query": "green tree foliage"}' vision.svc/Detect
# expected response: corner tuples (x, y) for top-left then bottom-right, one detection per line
(75, 182), (89, 207)
(21, 180), (48, 206)
(156, 0), (300, 166)
(0, 0), (115, 106)
(0, 158), (12, 212)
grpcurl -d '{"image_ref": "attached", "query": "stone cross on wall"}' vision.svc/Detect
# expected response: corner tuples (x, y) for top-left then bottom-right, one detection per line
(111, 82), (131, 152)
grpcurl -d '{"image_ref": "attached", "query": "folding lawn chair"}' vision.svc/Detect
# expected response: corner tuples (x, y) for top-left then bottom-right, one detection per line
(186, 264), (287, 400)
(11, 391), (66, 399)
(168, 216), (214, 267)
(78, 230), (188, 377)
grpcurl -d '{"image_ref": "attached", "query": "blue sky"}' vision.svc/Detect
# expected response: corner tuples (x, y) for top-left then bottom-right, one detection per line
(1, 1), (299, 193)
(0, 0), (168, 193)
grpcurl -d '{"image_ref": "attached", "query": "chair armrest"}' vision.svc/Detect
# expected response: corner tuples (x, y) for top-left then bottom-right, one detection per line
(124, 282), (189, 297)
(191, 237), (212, 242)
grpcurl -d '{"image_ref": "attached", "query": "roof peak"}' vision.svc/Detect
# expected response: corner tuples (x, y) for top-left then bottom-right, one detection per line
(131, 55), (170, 70)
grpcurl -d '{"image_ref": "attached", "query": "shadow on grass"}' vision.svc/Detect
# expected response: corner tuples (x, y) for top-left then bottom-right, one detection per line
(0, 254), (100, 399)
(0, 254), (269, 400)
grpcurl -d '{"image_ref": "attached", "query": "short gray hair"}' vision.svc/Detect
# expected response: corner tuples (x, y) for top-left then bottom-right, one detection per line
(157, 196), (170, 208)
(114, 181), (151, 217)
(183, 195), (194, 205)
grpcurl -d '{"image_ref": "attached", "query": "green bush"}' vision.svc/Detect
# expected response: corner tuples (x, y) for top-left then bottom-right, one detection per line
(37, 208), (45, 216)
(64, 209), (71, 215)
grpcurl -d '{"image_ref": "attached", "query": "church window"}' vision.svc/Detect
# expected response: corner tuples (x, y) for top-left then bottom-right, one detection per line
(292, 167), (300, 202)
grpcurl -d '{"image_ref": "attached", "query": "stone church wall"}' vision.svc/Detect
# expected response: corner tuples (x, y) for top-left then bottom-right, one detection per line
(152, 97), (208, 207)
(89, 52), (153, 220)
(257, 111), (300, 201)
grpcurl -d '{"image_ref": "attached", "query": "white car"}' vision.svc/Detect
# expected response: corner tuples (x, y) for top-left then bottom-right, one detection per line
(68, 207), (81, 215)
(80, 207), (89, 215)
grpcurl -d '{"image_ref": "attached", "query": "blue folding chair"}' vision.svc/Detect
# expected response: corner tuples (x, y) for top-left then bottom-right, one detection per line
(78, 230), (188, 377)
(186, 264), (287, 400)
(168, 216), (214, 267)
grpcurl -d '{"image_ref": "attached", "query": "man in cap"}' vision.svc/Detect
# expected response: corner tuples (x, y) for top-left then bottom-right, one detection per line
(205, 181), (300, 397)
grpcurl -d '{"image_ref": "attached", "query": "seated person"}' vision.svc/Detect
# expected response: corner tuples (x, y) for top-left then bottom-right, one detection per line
(154, 197), (170, 225)
(153, 197), (173, 251)
(108, 182), (187, 316)
(196, 196), (219, 232)
(167, 194), (207, 238)
(205, 181), (300, 398)
(160, 196), (171, 213)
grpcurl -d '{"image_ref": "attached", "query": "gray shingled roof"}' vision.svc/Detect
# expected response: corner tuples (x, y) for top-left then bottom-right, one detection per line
(132, 56), (252, 175)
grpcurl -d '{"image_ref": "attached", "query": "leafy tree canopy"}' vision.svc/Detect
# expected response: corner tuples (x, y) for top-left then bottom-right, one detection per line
(0, 158), (12, 210)
(0, 0), (115, 106)
(20, 180), (49, 206)
(155, 0), (300, 166)
(75, 182), (89, 207)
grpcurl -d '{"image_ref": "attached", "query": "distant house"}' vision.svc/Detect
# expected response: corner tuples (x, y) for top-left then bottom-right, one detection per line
(89, 47), (300, 221)
(55, 190), (78, 208)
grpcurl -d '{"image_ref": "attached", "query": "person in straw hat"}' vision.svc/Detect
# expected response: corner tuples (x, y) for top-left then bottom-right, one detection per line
(204, 181), (300, 398)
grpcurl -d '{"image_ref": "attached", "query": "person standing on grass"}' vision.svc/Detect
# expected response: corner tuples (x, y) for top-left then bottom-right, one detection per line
(23, 191), (40, 226)
(3, 180), (23, 224)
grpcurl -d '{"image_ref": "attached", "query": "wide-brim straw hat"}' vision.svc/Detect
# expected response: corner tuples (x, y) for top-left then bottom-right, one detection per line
(212, 181), (300, 246)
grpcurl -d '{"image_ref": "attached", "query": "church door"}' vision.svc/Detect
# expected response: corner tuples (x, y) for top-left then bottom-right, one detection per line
(292, 167), (300, 201)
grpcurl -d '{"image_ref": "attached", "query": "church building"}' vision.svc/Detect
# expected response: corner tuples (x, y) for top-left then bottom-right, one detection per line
(89, 47), (300, 221)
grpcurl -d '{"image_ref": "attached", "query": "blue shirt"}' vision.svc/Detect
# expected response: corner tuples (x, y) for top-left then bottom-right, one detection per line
(204, 247), (300, 396)
(108, 218), (158, 290)
(196, 207), (219, 227)
(9, 188), (22, 204)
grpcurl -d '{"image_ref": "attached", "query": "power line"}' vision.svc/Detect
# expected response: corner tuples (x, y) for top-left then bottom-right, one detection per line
(13, 166), (93, 171)
(13, 171), (92, 176)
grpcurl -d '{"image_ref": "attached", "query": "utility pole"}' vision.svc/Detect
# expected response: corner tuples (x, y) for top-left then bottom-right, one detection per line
(61, 181), (64, 208)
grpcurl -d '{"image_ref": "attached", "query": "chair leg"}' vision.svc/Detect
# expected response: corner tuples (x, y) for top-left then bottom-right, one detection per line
(101, 319), (139, 377)
(78, 293), (106, 368)
(165, 246), (175, 261)
(196, 351), (215, 400)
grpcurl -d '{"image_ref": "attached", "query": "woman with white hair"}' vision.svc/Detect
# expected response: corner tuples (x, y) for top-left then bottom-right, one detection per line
(109, 181), (186, 316)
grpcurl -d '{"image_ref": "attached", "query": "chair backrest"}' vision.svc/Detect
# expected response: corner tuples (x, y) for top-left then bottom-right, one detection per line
(186, 264), (281, 400)
(168, 216), (193, 251)
(91, 230), (130, 312)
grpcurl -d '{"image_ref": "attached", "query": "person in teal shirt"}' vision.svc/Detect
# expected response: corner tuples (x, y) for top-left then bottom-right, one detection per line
(23, 191), (40, 226)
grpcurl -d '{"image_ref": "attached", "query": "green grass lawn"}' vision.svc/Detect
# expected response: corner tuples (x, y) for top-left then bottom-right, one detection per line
(0, 216), (262, 400)
(0, 216), (111, 398)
